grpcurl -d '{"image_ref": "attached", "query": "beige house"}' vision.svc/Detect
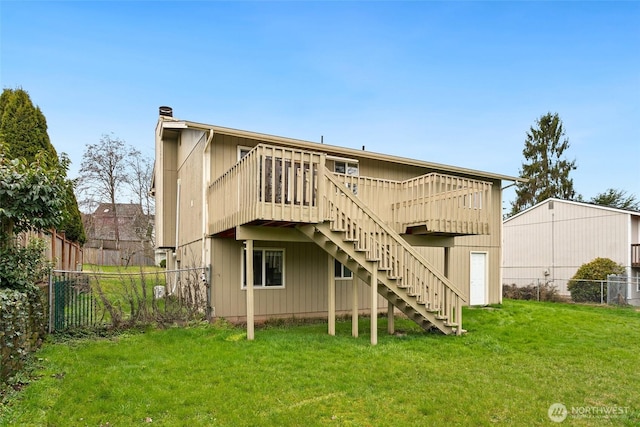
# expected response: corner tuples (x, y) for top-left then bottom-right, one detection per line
(153, 108), (520, 343)
(503, 198), (640, 304)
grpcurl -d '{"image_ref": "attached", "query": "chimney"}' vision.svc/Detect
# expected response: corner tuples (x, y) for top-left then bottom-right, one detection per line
(159, 106), (173, 117)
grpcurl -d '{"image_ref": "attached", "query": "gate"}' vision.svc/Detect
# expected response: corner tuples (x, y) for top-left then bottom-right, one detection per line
(607, 274), (629, 306)
(49, 272), (97, 332)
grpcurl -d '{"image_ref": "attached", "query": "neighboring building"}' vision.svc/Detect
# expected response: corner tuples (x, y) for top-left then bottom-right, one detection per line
(502, 198), (640, 305)
(83, 203), (154, 266)
(152, 108), (520, 342)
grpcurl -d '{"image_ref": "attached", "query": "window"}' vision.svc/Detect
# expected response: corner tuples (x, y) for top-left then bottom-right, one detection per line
(238, 145), (253, 161)
(334, 259), (352, 279)
(241, 248), (285, 288)
(333, 161), (359, 195)
(334, 161), (359, 176)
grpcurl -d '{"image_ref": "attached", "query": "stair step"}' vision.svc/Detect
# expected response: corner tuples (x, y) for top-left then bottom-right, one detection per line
(444, 322), (458, 328)
(435, 315), (447, 321)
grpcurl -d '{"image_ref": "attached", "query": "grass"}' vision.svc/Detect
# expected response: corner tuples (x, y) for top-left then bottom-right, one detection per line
(2, 300), (639, 426)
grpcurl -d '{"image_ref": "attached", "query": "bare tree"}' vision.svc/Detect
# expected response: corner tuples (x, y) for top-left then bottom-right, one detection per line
(128, 152), (155, 244)
(78, 134), (137, 249)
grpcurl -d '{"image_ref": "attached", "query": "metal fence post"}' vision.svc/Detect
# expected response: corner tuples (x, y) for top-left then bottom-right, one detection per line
(48, 273), (54, 333)
(600, 280), (604, 304)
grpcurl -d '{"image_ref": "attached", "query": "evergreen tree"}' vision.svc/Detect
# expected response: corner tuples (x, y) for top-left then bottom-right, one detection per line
(0, 88), (85, 243)
(0, 88), (57, 166)
(590, 188), (639, 211)
(60, 183), (87, 244)
(510, 113), (577, 216)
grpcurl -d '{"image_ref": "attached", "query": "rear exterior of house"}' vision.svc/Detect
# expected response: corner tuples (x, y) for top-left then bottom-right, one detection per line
(153, 110), (519, 341)
(502, 198), (640, 305)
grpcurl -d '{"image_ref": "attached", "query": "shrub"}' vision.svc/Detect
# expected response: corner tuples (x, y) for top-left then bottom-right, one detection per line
(159, 259), (166, 268)
(567, 258), (625, 303)
(502, 283), (563, 302)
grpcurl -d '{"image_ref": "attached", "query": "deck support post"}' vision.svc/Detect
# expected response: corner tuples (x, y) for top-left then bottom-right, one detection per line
(246, 239), (255, 341)
(328, 255), (336, 336)
(352, 277), (358, 338)
(444, 247), (450, 279)
(370, 265), (377, 345)
(387, 301), (395, 335)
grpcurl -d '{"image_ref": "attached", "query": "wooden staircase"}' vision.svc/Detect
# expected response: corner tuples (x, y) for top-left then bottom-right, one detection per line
(298, 167), (467, 335)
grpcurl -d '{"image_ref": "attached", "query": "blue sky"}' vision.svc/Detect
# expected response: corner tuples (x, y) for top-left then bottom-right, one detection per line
(1, 1), (639, 213)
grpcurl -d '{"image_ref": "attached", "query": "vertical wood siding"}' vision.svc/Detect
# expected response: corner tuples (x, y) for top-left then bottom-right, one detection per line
(166, 131), (506, 319)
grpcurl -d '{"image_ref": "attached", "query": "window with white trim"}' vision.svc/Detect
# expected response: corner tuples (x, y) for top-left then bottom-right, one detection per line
(334, 259), (352, 279)
(241, 248), (285, 288)
(334, 161), (359, 176)
(334, 161), (359, 195)
(238, 145), (253, 161)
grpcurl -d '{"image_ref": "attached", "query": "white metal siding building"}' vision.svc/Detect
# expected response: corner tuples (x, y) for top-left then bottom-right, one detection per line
(502, 198), (640, 304)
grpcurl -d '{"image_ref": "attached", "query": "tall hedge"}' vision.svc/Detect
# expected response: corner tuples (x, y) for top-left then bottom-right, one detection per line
(0, 288), (46, 382)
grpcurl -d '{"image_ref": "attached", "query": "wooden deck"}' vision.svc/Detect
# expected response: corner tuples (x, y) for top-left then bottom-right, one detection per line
(208, 143), (492, 237)
(207, 143), (495, 335)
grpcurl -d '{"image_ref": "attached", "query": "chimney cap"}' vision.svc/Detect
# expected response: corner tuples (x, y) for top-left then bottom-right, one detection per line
(159, 106), (173, 117)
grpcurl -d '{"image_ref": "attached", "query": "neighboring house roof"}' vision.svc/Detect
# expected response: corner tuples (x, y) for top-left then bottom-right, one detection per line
(156, 117), (524, 183)
(504, 197), (640, 223)
(84, 203), (152, 242)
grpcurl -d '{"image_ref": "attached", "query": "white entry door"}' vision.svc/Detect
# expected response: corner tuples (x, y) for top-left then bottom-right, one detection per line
(470, 252), (487, 306)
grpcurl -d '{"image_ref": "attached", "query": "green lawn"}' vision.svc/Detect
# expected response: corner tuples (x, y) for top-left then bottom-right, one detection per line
(2, 300), (639, 426)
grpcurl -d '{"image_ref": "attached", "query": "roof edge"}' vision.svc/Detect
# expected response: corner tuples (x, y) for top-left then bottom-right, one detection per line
(158, 116), (523, 183)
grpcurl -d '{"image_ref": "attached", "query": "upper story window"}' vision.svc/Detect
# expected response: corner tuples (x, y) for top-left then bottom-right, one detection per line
(238, 146), (253, 161)
(334, 161), (359, 176)
(333, 160), (359, 195)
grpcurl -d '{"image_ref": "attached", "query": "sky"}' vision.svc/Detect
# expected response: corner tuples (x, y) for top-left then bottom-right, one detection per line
(1, 1), (639, 215)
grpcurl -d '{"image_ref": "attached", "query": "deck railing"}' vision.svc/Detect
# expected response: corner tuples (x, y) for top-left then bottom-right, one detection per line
(333, 174), (402, 226)
(208, 145), (325, 235)
(209, 143), (491, 236)
(323, 168), (465, 330)
(396, 173), (492, 235)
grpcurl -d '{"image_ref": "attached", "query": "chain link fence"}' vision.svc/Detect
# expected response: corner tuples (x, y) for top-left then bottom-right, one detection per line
(503, 276), (640, 305)
(48, 267), (209, 333)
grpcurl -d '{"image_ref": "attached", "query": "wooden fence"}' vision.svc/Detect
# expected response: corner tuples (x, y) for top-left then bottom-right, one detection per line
(83, 246), (155, 266)
(24, 230), (83, 272)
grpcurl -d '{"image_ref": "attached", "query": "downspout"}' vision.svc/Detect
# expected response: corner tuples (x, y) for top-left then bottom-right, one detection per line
(172, 178), (181, 294)
(202, 130), (215, 319)
(202, 130), (214, 265)
(627, 214), (632, 303)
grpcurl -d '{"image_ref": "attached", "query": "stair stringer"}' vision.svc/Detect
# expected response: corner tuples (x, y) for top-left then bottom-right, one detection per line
(297, 223), (458, 335)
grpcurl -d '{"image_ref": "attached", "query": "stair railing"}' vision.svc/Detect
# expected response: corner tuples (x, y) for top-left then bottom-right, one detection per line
(323, 168), (466, 330)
